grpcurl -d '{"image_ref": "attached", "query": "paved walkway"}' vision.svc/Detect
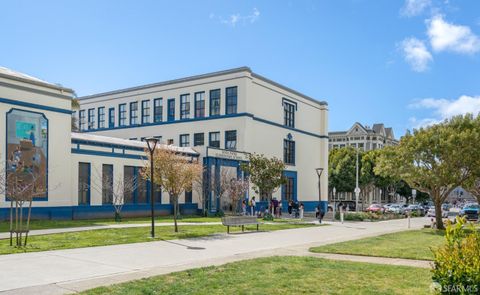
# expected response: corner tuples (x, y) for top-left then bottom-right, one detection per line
(0, 217), (429, 294)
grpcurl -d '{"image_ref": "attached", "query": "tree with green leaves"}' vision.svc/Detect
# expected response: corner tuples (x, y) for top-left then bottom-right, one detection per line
(241, 153), (286, 208)
(328, 147), (357, 194)
(375, 114), (480, 229)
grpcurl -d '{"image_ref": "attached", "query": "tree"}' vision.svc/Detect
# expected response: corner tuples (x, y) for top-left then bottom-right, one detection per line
(227, 178), (250, 214)
(144, 147), (202, 232)
(192, 167), (208, 216)
(328, 147), (356, 194)
(241, 153), (286, 208)
(89, 168), (137, 221)
(375, 115), (480, 229)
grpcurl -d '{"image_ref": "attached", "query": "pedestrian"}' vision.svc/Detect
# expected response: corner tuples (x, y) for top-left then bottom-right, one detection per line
(318, 205), (324, 224)
(250, 197), (256, 216)
(299, 202), (304, 219)
(242, 199), (247, 215)
(288, 200), (293, 216)
(278, 202), (283, 217)
(315, 206), (319, 219)
(273, 198), (279, 217)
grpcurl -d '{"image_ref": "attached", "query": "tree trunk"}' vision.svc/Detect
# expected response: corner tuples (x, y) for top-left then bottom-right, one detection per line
(434, 197), (444, 230)
(173, 195), (178, 232)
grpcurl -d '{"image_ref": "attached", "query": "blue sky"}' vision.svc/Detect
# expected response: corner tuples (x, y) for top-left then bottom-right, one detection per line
(1, 0), (479, 136)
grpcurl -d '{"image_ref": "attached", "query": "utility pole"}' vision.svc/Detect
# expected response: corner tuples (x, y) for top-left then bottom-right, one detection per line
(354, 148), (360, 212)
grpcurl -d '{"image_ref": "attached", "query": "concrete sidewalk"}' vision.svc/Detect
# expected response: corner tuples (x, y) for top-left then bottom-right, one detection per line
(0, 217), (428, 294)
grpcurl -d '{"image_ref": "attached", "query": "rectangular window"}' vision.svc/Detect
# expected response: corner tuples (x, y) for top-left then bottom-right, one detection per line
(225, 130), (237, 150)
(209, 132), (220, 148)
(225, 86), (237, 115)
(141, 100), (150, 124)
(78, 162), (90, 205)
(119, 104), (127, 126)
(185, 191), (192, 203)
(282, 176), (295, 202)
(283, 101), (296, 128)
(194, 92), (205, 118)
(167, 139), (174, 145)
(180, 94), (190, 119)
(108, 108), (115, 128)
(209, 89), (221, 116)
(88, 108), (95, 130)
(98, 107), (105, 129)
(79, 110), (86, 130)
(130, 102), (138, 125)
(283, 139), (295, 165)
(137, 168), (147, 204)
(123, 166), (135, 203)
(180, 134), (190, 147)
(194, 133), (204, 146)
(167, 99), (175, 121)
(102, 164), (113, 204)
(153, 98), (163, 122)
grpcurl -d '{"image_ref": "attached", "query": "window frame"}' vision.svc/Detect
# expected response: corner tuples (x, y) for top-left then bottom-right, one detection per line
(79, 110), (86, 130)
(180, 94), (190, 120)
(153, 98), (163, 123)
(193, 133), (204, 146)
(119, 104), (127, 126)
(141, 100), (150, 124)
(209, 131), (220, 148)
(209, 89), (221, 116)
(194, 91), (205, 118)
(87, 108), (95, 130)
(108, 107), (115, 128)
(98, 107), (105, 129)
(225, 130), (237, 150)
(179, 134), (190, 147)
(225, 86), (238, 115)
(167, 98), (175, 122)
(283, 139), (296, 165)
(130, 101), (138, 125)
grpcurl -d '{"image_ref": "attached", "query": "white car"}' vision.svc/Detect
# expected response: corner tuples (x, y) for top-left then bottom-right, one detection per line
(386, 204), (404, 214)
(427, 207), (448, 218)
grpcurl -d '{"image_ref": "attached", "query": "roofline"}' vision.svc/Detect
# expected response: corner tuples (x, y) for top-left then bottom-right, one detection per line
(0, 72), (74, 95)
(79, 67), (252, 100)
(78, 67), (327, 106)
(250, 72), (327, 106)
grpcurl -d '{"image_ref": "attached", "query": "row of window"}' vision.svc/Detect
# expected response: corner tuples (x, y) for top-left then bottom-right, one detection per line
(78, 87), (238, 130)
(78, 163), (192, 205)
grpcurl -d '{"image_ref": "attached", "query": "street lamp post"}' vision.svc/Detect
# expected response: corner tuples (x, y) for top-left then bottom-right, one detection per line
(412, 189), (417, 204)
(315, 168), (324, 214)
(354, 148), (361, 212)
(332, 187), (337, 221)
(146, 137), (159, 238)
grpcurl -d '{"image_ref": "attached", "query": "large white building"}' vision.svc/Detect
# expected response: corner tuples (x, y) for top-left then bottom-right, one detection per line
(77, 67), (329, 213)
(0, 66), (198, 220)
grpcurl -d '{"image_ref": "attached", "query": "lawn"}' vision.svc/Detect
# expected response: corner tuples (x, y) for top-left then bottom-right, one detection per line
(81, 256), (432, 295)
(0, 223), (318, 255)
(310, 229), (445, 260)
(0, 216), (222, 233)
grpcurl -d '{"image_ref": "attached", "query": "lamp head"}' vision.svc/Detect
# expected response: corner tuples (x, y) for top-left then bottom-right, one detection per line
(146, 137), (159, 153)
(315, 168), (324, 177)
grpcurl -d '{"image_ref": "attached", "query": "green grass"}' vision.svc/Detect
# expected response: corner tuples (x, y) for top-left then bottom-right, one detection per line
(310, 229), (445, 260)
(0, 223), (318, 255)
(81, 256), (432, 295)
(0, 216), (222, 233)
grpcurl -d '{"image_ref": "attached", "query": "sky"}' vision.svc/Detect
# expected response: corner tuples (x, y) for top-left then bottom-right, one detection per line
(1, 0), (479, 136)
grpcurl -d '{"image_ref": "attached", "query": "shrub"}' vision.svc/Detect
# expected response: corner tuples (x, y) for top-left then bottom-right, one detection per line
(263, 213), (274, 221)
(431, 217), (480, 294)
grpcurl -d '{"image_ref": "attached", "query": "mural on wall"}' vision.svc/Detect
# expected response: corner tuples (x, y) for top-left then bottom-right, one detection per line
(6, 109), (48, 199)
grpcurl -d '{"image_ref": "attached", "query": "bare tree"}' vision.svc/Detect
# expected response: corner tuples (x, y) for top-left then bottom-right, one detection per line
(193, 167), (209, 216)
(227, 178), (250, 214)
(89, 168), (137, 221)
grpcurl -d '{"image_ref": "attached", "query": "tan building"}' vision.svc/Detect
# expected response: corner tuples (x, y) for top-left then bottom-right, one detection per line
(329, 122), (398, 151)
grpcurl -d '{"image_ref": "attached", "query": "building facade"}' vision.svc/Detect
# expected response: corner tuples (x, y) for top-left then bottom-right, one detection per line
(0, 66), (198, 220)
(328, 122), (398, 151)
(77, 67), (329, 212)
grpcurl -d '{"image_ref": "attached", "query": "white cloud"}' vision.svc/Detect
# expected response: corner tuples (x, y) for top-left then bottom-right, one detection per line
(410, 95), (480, 119)
(401, 0), (431, 17)
(408, 117), (441, 128)
(218, 8), (260, 27)
(400, 38), (433, 72)
(427, 15), (480, 54)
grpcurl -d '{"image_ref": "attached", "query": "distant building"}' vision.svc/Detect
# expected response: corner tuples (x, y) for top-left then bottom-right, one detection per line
(328, 122), (398, 151)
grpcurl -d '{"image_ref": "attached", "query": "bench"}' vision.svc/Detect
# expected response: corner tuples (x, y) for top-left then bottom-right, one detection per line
(221, 216), (260, 234)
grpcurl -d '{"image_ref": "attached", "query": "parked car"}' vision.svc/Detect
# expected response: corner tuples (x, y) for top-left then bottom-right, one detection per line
(427, 207), (449, 218)
(404, 204), (425, 216)
(459, 203), (479, 221)
(365, 204), (384, 213)
(386, 204), (404, 214)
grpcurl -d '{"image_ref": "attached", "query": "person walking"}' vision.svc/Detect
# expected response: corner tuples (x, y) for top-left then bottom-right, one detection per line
(299, 202), (304, 219)
(241, 199), (247, 216)
(318, 205), (324, 224)
(250, 197), (256, 216)
(288, 200), (293, 216)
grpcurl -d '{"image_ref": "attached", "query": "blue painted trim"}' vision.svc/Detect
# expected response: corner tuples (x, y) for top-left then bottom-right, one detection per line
(97, 107), (105, 129)
(108, 107), (115, 128)
(0, 97), (72, 114)
(282, 170), (297, 202)
(72, 148), (146, 160)
(80, 112), (328, 139)
(5, 108), (49, 201)
(72, 139), (144, 151)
